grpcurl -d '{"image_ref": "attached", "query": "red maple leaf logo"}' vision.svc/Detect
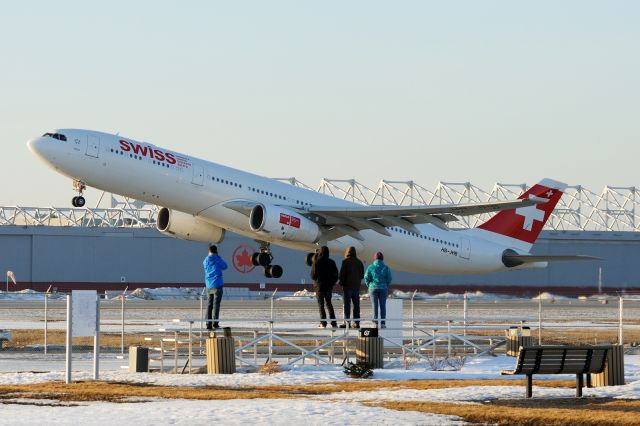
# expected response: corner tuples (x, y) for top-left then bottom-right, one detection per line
(233, 245), (256, 273)
(236, 249), (253, 268)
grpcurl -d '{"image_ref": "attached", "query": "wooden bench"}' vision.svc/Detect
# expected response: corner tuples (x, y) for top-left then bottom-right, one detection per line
(501, 345), (611, 398)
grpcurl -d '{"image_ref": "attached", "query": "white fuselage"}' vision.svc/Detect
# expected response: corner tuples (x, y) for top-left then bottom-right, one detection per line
(27, 129), (543, 275)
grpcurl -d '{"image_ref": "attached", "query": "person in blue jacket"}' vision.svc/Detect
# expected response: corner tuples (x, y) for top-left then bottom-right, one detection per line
(364, 252), (392, 328)
(203, 245), (228, 330)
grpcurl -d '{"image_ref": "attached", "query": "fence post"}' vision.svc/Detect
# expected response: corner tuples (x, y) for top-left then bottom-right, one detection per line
(65, 295), (72, 384)
(463, 292), (468, 337)
(432, 329), (437, 359)
(269, 289), (277, 361)
(188, 321), (193, 374)
(447, 320), (451, 357)
(121, 286), (128, 355)
(619, 296), (624, 345)
(200, 288), (205, 353)
(44, 285), (52, 355)
(538, 295), (542, 345)
(93, 295), (100, 380)
(411, 290), (417, 348)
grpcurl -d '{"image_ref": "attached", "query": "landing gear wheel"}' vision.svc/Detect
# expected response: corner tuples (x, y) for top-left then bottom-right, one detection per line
(266, 265), (283, 279)
(305, 252), (315, 266)
(257, 252), (271, 267)
(71, 180), (87, 207)
(254, 240), (283, 279)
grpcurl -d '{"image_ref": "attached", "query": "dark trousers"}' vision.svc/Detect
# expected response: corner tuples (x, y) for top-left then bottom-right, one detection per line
(343, 288), (360, 325)
(316, 290), (337, 326)
(206, 287), (223, 329)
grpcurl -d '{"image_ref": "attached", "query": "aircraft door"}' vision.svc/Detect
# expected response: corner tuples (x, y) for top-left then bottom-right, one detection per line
(86, 135), (100, 158)
(460, 238), (470, 259)
(192, 165), (204, 186)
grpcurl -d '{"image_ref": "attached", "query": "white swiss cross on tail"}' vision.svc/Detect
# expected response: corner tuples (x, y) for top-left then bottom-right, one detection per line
(515, 195), (546, 231)
(477, 178), (567, 251)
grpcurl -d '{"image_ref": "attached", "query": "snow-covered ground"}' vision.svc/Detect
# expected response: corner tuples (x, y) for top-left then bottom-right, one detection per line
(2, 289), (640, 424)
(1, 355), (639, 425)
(1, 397), (463, 426)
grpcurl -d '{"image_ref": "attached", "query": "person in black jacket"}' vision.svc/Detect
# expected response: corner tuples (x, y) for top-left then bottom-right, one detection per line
(338, 246), (364, 328)
(310, 245), (338, 328)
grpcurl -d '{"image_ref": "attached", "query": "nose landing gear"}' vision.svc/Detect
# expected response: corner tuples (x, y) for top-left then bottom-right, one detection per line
(251, 241), (283, 278)
(71, 180), (87, 207)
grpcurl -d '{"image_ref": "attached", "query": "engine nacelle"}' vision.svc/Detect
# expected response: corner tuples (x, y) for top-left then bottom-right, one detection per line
(249, 203), (320, 243)
(157, 208), (225, 243)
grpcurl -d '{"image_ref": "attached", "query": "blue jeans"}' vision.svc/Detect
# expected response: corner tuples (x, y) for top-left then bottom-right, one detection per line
(206, 287), (223, 329)
(369, 288), (388, 327)
(343, 288), (360, 325)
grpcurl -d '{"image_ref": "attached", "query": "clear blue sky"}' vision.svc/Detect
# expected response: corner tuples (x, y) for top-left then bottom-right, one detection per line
(2, 1), (639, 206)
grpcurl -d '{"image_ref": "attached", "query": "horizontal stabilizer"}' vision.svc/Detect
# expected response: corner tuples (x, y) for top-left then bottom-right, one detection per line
(503, 254), (600, 267)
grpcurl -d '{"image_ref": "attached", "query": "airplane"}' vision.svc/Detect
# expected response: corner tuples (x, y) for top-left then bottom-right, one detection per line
(27, 129), (595, 279)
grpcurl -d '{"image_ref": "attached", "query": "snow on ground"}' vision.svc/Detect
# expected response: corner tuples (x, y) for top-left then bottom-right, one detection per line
(1, 355), (639, 425)
(0, 289), (66, 301)
(0, 398), (464, 426)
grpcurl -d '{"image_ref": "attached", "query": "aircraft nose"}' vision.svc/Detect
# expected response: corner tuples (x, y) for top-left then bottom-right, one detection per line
(27, 136), (50, 161)
(27, 137), (42, 154)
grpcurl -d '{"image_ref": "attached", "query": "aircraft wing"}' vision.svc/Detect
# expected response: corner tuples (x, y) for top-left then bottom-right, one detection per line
(223, 197), (542, 241)
(306, 198), (542, 239)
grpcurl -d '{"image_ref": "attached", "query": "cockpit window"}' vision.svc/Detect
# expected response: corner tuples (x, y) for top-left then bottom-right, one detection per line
(42, 132), (67, 141)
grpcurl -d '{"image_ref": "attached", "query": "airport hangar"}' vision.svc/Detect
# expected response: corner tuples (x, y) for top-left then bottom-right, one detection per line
(1, 180), (639, 296)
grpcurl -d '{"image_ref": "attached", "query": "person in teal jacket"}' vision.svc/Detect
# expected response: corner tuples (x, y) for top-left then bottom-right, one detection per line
(364, 252), (392, 328)
(203, 245), (228, 329)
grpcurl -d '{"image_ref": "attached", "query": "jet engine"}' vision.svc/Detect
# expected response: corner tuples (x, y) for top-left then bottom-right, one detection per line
(249, 203), (320, 243)
(157, 208), (225, 243)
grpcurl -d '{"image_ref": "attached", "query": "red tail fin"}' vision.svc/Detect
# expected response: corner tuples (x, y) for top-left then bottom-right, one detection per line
(477, 179), (566, 246)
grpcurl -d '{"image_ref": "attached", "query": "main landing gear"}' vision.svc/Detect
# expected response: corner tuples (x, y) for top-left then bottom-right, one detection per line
(71, 180), (87, 208)
(251, 241), (283, 278)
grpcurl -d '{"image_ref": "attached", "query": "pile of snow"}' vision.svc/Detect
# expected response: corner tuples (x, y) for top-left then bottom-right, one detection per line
(391, 290), (520, 301)
(123, 287), (202, 300)
(532, 292), (572, 301)
(0, 289), (65, 301)
(279, 289), (316, 301)
(293, 289), (314, 297)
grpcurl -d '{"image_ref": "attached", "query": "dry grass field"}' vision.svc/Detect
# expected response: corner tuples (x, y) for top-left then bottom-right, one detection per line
(0, 379), (637, 425)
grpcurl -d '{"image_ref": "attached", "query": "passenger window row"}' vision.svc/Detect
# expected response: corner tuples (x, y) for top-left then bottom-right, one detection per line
(248, 186), (286, 201)
(212, 176), (242, 188)
(43, 133), (67, 141)
(390, 227), (459, 248)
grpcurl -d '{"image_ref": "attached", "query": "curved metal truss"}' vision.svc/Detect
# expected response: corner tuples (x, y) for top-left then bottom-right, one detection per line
(309, 179), (640, 232)
(1, 182), (638, 231)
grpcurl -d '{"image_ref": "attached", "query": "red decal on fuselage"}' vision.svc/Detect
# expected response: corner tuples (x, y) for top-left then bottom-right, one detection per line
(119, 140), (131, 151)
(153, 149), (165, 162)
(279, 213), (291, 225)
(165, 153), (177, 164)
(131, 144), (149, 157)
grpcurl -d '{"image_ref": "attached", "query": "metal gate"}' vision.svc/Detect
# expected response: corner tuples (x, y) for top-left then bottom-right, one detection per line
(86, 135), (100, 158)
